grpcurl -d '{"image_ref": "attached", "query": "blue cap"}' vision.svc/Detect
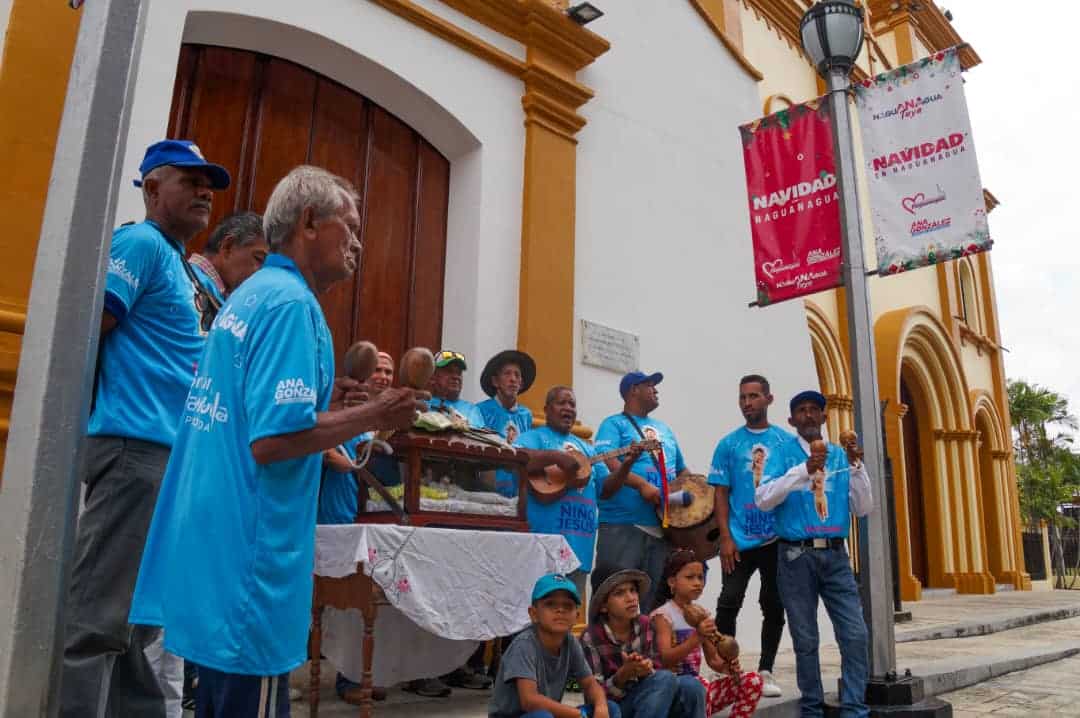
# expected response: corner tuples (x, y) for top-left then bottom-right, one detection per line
(531, 573), (581, 605)
(619, 371), (663, 398)
(789, 390), (827, 414)
(133, 140), (231, 190)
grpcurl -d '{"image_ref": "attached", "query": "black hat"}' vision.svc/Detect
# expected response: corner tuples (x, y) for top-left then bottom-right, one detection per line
(480, 350), (536, 398)
(589, 569), (651, 622)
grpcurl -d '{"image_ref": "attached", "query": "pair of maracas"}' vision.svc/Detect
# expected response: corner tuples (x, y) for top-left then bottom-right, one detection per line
(681, 603), (740, 672)
(342, 341), (436, 391)
(808, 430), (862, 468)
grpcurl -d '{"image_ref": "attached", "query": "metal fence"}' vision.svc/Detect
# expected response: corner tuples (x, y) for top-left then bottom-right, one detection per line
(1022, 530), (1046, 581)
(1052, 527), (1079, 589)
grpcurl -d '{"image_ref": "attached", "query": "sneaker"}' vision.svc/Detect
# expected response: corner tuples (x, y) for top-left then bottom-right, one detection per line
(442, 667), (493, 690)
(403, 678), (452, 698)
(760, 670), (782, 698)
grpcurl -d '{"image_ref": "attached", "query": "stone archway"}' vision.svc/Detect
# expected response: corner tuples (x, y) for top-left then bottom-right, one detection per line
(876, 307), (996, 599)
(805, 300), (853, 441)
(972, 390), (1026, 588)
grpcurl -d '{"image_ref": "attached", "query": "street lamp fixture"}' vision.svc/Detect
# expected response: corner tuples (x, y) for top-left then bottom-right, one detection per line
(567, 2), (604, 25)
(799, 2), (949, 716)
(800, 0), (865, 75)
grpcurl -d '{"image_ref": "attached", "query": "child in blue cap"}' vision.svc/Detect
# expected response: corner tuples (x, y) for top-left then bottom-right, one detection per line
(489, 574), (619, 718)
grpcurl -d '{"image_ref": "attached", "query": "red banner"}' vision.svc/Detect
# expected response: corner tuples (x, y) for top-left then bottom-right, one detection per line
(740, 99), (843, 306)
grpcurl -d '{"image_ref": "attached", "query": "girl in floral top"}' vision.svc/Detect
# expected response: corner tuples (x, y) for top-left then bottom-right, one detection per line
(651, 549), (764, 717)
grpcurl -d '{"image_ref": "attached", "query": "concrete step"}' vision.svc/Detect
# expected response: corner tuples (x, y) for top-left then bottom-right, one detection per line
(752, 642), (1080, 718)
(897, 604), (1080, 643)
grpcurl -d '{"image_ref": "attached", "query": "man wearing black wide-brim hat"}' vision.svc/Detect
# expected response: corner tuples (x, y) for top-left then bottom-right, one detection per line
(477, 349), (537, 443)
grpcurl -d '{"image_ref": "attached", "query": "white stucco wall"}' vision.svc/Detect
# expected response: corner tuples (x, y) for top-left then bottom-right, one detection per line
(573, 3), (820, 473)
(115, 0), (526, 395)
(0, 0), (12, 71)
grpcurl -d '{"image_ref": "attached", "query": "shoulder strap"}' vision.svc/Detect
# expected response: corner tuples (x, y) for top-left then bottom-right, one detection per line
(622, 412), (664, 475)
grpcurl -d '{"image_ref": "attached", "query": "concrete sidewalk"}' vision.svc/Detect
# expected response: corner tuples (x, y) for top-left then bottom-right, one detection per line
(288, 589), (1080, 717)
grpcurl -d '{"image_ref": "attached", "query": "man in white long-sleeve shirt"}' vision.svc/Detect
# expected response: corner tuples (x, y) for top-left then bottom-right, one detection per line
(755, 390), (872, 718)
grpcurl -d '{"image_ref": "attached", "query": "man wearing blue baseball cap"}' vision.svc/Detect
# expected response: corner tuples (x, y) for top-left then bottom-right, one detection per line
(755, 390), (873, 717)
(60, 140), (231, 717)
(592, 371), (692, 612)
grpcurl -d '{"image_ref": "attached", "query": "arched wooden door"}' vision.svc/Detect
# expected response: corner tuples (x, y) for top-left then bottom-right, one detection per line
(168, 44), (450, 368)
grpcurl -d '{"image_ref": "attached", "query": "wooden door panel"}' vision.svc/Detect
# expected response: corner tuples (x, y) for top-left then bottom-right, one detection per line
(248, 59), (318, 213)
(409, 141), (449, 351)
(357, 107), (418, 362)
(169, 45), (450, 378)
(308, 80), (370, 365)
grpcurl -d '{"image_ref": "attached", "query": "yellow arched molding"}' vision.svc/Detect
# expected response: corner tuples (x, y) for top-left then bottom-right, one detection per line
(970, 389), (1029, 590)
(805, 300), (852, 440)
(876, 306), (996, 598)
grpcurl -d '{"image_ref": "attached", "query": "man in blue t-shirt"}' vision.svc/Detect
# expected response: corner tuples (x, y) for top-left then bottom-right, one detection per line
(128, 166), (425, 715)
(756, 390), (873, 717)
(708, 374), (796, 698)
(188, 211), (269, 303)
(515, 386), (640, 600)
(478, 349), (536, 443)
(428, 349), (485, 427)
(593, 371), (690, 612)
(59, 140), (233, 718)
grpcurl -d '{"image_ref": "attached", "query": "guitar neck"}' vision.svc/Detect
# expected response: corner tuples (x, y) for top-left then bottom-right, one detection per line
(589, 441), (656, 466)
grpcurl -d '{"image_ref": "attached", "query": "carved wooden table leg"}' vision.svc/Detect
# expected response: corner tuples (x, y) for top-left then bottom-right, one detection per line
(310, 591), (324, 718)
(357, 577), (381, 718)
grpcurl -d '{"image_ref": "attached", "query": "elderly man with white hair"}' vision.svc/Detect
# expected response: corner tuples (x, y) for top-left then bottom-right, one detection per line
(128, 165), (426, 716)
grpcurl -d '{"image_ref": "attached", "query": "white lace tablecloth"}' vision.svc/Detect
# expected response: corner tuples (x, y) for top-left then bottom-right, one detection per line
(315, 524), (579, 685)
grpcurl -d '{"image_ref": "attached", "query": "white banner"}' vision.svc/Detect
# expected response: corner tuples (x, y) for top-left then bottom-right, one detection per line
(854, 47), (991, 275)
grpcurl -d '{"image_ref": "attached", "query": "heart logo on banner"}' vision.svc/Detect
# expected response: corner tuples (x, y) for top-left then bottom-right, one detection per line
(902, 193), (925, 215)
(761, 259), (784, 280)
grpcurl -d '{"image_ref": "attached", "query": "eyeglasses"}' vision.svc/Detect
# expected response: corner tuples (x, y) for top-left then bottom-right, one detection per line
(434, 350), (467, 368)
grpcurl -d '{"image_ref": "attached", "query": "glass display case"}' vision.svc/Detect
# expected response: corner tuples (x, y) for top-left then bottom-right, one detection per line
(354, 429), (530, 532)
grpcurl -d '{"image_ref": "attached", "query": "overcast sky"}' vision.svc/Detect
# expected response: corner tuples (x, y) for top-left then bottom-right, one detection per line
(943, 2), (1080, 420)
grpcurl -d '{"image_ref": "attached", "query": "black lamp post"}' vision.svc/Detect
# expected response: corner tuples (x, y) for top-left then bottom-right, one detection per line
(798, 2), (949, 715)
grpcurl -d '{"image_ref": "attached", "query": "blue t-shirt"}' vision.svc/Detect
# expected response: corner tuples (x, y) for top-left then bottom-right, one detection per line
(478, 398), (533, 443)
(90, 220), (205, 446)
(430, 396), (485, 428)
(318, 432), (402, 524)
(318, 433), (369, 525)
(515, 426), (608, 572)
(768, 440), (854, 541)
(594, 413), (686, 527)
(707, 425), (796, 551)
(129, 254), (334, 677)
(190, 260), (225, 305)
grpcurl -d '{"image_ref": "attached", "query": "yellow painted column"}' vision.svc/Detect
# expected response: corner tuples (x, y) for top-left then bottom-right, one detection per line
(955, 431), (996, 593)
(0, 1), (82, 482)
(886, 402), (922, 601)
(515, 7), (607, 417)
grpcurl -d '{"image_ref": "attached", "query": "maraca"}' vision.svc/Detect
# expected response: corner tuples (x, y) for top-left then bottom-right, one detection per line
(838, 429), (862, 465)
(399, 347), (436, 390)
(343, 340), (379, 383)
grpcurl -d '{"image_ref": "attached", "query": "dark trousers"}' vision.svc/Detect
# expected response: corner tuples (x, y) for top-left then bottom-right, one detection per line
(193, 664), (290, 717)
(60, 436), (171, 718)
(592, 524), (670, 613)
(715, 540), (786, 673)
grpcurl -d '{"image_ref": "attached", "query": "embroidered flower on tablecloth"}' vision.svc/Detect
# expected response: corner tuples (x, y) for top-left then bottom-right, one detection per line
(396, 577), (411, 594)
(559, 546), (573, 562)
(367, 547), (378, 564)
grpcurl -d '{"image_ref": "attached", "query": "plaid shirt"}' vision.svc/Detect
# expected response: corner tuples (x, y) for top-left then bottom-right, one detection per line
(580, 615), (661, 699)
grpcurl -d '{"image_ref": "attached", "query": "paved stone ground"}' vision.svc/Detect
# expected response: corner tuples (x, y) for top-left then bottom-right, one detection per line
(277, 590), (1080, 717)
(939, 654), (1080, 717)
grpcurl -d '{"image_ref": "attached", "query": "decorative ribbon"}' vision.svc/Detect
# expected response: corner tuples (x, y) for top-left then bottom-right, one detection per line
(657, 445), (669, 528)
